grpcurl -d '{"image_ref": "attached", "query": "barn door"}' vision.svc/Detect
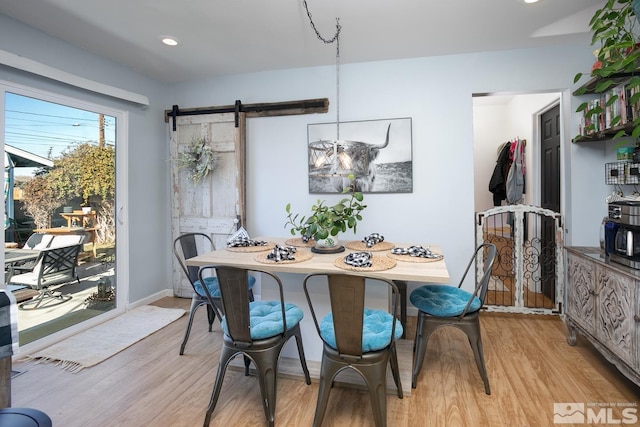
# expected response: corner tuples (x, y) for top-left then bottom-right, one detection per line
(170, 112), (246, 297)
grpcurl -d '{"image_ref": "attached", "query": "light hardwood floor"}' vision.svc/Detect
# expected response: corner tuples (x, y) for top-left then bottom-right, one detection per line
(10, 297), (640, 426)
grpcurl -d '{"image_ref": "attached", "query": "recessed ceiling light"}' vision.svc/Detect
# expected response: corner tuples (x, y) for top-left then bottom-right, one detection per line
(161, 36), (179, 46)
(523, 0), (540, 3)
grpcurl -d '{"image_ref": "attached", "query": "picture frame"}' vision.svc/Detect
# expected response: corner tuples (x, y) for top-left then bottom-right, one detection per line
(307, 117), (413, 193)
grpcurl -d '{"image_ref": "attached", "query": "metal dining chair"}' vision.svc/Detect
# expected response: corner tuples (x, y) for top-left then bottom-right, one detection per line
(173, 232), (255, 355)
(303, 273), (403, 427)
(410, 243), (497, 394)
(198, 265), (311, 427)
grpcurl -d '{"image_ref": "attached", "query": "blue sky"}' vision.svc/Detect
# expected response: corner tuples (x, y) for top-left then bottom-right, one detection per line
(4, 92), (115, 162)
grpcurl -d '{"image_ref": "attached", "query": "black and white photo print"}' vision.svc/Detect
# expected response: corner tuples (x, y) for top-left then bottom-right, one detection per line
(307, 117), (413, 193)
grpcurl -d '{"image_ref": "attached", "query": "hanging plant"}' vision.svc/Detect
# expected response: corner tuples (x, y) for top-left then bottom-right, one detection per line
(177, 136), (217, 184)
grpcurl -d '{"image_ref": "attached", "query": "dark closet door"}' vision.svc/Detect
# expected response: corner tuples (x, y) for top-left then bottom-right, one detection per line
(540, 104), (560, 301)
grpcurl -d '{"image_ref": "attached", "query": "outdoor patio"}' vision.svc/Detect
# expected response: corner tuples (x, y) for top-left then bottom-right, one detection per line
(14, 256), (115, 345)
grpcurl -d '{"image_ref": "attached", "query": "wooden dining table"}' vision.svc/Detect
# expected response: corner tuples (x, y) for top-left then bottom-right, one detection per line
(186, 236), (450, 395)
(186, 237), (450, 283)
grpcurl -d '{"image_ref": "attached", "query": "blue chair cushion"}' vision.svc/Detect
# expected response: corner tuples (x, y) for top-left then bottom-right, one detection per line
(410, 285), (481, 317)
(319, 308), (403, 353)
(194, 275), (256, 299)
(221, 301), (304, 340)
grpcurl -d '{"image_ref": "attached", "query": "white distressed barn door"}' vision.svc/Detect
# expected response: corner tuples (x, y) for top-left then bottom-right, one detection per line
(170, 112), (246, 297)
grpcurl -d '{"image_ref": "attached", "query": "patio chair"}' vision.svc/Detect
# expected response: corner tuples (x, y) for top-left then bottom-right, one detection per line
(303, 273), (404, 427)
(173, 232), (255, 355)
(199, 265), (310, 427)
(410, 243), (497, 394)
(8, 244), (82, 310)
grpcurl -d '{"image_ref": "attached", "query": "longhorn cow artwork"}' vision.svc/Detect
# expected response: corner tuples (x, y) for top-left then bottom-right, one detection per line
(307, 118), (413, 193)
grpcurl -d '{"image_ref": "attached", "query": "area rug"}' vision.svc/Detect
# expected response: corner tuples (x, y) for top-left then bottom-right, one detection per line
(24, 305), (185, 372)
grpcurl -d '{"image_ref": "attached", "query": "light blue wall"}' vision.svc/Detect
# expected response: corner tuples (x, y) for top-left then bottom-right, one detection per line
(0, 14), (169, 303)
(0, 11), (608, 301)
(170, 43), (601, 293)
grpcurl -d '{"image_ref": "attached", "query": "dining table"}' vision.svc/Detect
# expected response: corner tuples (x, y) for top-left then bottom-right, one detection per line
(186, 236), (450, 395)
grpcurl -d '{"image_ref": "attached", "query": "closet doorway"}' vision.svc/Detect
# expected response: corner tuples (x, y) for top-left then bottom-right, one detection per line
(472, 92), (563, 313)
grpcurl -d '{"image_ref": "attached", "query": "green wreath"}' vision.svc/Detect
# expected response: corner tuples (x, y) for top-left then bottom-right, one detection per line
(177, 136), (217, 184)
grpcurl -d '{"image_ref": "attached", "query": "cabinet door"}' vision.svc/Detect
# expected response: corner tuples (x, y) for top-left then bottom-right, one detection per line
(595, 266), (636, 367)
(566, 253), (596, 331)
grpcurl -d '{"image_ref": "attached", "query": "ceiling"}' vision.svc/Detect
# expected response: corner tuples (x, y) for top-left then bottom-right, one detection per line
(0, 0), (603, 84)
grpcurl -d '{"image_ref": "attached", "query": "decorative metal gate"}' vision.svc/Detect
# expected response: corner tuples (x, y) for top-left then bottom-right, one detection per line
(476, 205), (564, 314)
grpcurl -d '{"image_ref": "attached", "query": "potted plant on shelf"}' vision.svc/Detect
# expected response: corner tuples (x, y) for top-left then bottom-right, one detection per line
(284, 174), (366, 252)
(573, 0), (640, 141)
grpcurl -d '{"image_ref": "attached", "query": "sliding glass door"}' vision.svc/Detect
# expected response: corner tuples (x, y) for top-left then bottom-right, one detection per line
(1, 82), (127, 346)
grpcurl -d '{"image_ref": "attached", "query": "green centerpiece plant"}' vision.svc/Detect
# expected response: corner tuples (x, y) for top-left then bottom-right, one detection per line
(284, 174), (366, 248)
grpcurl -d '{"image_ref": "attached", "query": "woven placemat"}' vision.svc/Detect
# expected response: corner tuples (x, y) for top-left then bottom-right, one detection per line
(387, 252), (444, 263)
(345, 240), (394, 252)
(333, 254), (397, 272)
(255, 250), (313, 264)
(226, 242), (275, 252)
(284, 238), (316, 248)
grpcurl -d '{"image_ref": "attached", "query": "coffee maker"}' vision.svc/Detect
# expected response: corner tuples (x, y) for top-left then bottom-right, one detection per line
(607, 200), (640, 269)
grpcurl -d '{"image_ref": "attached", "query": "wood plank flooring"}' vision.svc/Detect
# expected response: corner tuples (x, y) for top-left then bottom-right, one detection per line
(9, 297), (640, 426)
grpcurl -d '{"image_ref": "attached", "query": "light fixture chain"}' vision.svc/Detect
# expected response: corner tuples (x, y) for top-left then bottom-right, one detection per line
(303, 0), (341, 44)
(303, 0), (341, 139)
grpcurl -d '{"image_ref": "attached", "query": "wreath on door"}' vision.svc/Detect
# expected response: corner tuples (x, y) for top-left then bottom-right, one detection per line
(177, 136), (217, 184)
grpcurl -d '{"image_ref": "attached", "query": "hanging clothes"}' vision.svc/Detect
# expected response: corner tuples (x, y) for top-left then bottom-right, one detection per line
(488, 142), (512, 206)
(506, 138), (526, 204)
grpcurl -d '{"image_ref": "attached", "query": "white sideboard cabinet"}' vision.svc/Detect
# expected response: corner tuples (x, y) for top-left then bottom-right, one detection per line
(565, 247), (639, 387)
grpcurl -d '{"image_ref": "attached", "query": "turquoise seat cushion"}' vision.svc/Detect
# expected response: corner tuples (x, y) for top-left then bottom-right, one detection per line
(221, 301), (304, 340)
(194, 276), (221, 298)
(410, 285), (481, 317)
(194, 275), (256, 299)
(319, 308), (403, 353)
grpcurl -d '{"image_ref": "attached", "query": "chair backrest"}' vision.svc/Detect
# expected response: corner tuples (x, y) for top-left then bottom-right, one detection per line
(173, 233), (214, 288)
(28, 244), (82, 287)
(457, 243), (497, 316)
(49, 233), (86, 248)
(198, 265), (285, 346)
(23, 233), (54, 250)
(303, 273), (400, 358)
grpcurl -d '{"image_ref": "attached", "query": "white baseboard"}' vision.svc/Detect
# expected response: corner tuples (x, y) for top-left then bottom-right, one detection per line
(127, 289), (175, 310)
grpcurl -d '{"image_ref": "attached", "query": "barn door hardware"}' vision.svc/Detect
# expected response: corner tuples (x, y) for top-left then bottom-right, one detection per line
(166, 98), (329, 130)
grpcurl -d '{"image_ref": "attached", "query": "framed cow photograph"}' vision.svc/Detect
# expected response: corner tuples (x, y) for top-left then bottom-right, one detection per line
(307, 117), (413, 193)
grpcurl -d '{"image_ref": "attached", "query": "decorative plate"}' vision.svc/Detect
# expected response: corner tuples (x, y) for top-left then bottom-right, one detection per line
(284, 237), (316, 248)
(333, 254), (397, 271)
(226, 242), (275, 252)
(345, 240), (395, 252)
(255, 250), (313, 264)
(387, 252), (444, 263)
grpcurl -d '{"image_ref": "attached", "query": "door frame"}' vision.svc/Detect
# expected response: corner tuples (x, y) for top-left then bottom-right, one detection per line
(0, 80), (129, 352)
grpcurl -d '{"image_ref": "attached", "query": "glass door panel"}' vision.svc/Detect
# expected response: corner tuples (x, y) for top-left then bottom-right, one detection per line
(4, 92), (117, 345)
